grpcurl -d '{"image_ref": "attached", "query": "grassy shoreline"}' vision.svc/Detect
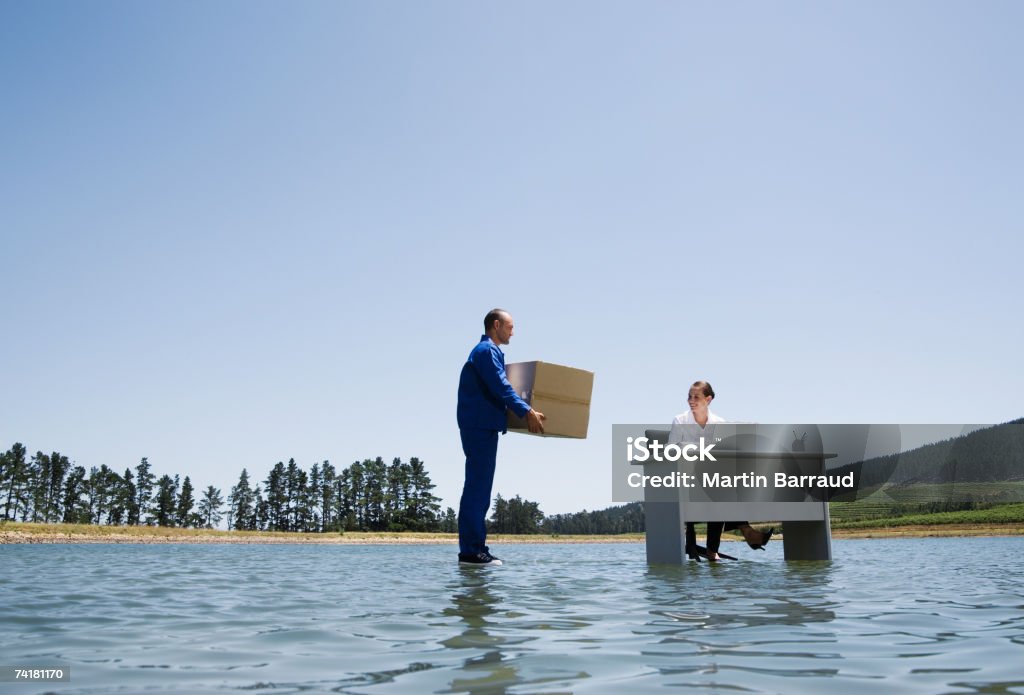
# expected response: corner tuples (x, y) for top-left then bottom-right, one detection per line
(0, 522), (643, 545)
(2, 520), (1022, 544)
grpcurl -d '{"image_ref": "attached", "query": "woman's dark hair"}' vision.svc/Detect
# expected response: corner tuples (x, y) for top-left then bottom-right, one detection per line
(691, 380), (715, 399)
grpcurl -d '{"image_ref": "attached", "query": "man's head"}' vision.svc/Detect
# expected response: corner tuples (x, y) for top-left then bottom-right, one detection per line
(484, 308), (514, 345)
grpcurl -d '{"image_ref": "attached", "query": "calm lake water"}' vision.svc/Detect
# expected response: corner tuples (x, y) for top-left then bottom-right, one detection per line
(1, 539), (1023, 694)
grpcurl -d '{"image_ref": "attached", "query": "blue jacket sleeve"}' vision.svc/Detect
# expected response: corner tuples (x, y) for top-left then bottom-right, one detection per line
(471, 345), (531, 418)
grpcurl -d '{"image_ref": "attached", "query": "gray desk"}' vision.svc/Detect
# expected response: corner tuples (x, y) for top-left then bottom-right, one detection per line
(640, 429), (836, 563)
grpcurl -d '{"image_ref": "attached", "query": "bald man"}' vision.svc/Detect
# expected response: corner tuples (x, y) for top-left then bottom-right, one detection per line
(456, 308), (545, 565)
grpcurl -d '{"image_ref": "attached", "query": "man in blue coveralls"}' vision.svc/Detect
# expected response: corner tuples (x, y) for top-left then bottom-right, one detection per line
(456, 308), (546, 565)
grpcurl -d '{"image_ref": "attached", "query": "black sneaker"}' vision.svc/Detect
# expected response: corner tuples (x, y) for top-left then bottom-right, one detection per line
(458, 551), (503, 566)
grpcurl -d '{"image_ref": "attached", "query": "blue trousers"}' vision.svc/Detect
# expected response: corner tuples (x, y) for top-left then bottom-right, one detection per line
(458, 428), (499, 556)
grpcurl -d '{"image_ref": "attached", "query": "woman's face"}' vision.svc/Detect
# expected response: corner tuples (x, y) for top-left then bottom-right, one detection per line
(688, 387), (711, 412)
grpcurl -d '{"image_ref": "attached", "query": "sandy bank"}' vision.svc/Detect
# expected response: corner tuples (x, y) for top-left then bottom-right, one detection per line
(2, 523), (1021, 545)
(0, 526), (641, 545)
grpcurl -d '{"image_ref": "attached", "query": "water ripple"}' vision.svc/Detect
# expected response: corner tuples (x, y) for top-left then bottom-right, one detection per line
(2, 538), (1024, 693)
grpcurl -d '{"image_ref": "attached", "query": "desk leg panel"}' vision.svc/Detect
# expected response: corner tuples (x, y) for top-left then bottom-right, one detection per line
(644, 501), (684, 564)
(782, 504), (833, 560)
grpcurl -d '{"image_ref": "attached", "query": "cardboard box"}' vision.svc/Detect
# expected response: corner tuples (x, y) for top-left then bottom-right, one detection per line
(505, 361), (594, 438)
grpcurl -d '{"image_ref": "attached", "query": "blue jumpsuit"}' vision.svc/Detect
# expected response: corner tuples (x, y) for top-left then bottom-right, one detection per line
(456, 335), (531, 556)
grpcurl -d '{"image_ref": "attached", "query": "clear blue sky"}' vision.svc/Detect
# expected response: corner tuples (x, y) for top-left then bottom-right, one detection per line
(2, 1), (1021, 517)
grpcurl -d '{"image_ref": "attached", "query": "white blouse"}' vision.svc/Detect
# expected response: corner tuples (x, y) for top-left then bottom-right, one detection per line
(667, 408), (727, 446)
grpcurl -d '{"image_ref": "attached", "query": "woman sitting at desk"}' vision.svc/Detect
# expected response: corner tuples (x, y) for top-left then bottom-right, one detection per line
(668, 380), (773, 561)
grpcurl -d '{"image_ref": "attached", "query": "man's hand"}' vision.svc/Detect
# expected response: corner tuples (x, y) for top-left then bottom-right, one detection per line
(527, 408), (546, 434)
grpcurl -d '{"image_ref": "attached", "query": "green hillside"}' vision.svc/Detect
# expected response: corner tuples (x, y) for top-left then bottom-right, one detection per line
(829, 481), (1024, 522)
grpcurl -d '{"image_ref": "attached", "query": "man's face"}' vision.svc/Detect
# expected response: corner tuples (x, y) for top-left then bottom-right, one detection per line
(494, 314), (514, 345)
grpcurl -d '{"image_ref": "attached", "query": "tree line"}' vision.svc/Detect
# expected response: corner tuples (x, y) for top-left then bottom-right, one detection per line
(225, 456), (447, 532)
(540, 501), (645, 535)
(1, 444), (451, 532)
(485, 495), (645, 535)
(2, 442), (648, 534)
(0, 445), (222, 528)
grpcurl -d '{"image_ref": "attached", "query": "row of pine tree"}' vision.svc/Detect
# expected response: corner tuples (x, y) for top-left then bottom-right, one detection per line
(224, 456), (444, 532)
(0, 444), (448, 532)
(1, 442), (646, 534)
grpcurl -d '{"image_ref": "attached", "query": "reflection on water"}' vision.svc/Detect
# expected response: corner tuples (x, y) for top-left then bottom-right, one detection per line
(442, 568), (524, 693)
(440, 564), (594, 693)
(1, 539), (1023, 693)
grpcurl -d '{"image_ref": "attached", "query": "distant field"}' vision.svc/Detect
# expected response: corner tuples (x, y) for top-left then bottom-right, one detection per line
(829, 482), (1024, 522)
(830, 503), (1024, 529)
